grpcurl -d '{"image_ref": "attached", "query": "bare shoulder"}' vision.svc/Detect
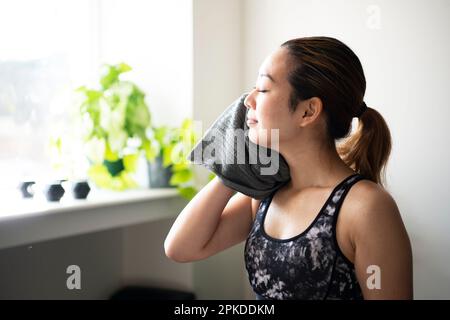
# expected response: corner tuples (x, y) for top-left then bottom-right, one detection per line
(347, 179), (401, 218)
(345, 180), (413, 299)
(343, 179), (407, 244)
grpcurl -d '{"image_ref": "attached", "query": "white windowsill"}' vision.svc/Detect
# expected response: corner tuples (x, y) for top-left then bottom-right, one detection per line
(0, 188), (180, 222)
(0, 188), (187, 250)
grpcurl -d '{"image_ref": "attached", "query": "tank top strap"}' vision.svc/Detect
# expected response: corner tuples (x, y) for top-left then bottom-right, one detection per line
(334, 173), (366, 205)
(322, 173), (366, 218)
(254, 192), (274, 224)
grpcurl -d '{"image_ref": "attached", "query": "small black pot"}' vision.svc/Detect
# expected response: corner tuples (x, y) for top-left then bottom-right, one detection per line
(18, 181), (36, 198)
(43, 182), (65, 202)
(72, 181), (91, 199)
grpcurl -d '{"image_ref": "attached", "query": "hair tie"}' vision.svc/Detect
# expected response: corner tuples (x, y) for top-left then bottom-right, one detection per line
(355, 101), (368, 118)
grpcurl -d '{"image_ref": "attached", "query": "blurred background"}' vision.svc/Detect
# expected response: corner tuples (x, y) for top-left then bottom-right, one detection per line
(0, 0), (449, 299)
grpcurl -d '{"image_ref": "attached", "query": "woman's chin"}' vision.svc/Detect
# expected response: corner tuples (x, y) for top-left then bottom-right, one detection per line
(248, 130), (259, 145)
(249, 134), (270, 149)
(248, 127), (282, 151)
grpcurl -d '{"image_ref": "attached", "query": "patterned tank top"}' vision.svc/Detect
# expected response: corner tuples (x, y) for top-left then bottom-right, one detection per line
(244, 173), (366, 300)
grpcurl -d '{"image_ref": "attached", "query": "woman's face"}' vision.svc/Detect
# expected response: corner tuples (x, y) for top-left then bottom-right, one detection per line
(244, 47), (305, 151)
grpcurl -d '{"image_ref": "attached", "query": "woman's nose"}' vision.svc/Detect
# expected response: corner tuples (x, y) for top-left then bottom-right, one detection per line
(244, 91), (256, 109)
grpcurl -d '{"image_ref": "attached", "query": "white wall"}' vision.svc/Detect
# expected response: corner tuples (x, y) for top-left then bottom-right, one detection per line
(98, 0), (194, 127)
(122, 219), (194, 293)
(0, 228), (123, 299)
(242, 0), (450, 299)
(193, 0), (243, 128)
(97, 0), (194, 187)
(0, 218), (195, 299)
(192, 0), (251, 300)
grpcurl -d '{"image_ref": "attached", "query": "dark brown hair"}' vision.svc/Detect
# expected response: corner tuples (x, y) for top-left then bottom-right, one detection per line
(281, 36), (391, 187)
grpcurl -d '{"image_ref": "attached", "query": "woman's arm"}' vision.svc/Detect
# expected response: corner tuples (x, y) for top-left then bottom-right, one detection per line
(352, 187), (413, 299)
(164, 177), (236, 262)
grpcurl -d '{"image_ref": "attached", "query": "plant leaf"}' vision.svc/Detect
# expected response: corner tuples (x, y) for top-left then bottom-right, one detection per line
(88, 164), (112, 188)
(172, 162), (189, 171)
(208, 172), (216, 182)
(177, 186), (197, 200)
(104, 142), (119, 161)
(143, 138), (160, 162)
(123, 153), (139, 172)
(162, 144), (174, 167)
(100, 63), (132, 90)
(169, 169), (193, 185)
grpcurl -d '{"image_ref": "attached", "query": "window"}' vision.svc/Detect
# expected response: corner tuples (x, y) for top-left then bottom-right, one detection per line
(0, 0), (193, 202)
(0, 0), (101, 191)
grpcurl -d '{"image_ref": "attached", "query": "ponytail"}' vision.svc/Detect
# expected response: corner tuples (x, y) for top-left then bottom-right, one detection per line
(337, 106), (392, 188)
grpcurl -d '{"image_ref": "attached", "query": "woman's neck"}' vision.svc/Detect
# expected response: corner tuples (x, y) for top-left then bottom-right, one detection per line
(280, 143), (356, 192)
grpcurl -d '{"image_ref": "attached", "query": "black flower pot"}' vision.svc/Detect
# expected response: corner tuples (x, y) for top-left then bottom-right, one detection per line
(18, 181), (35, 198)
(72, 181), (91, 199)
(43, 182), (65, 202)
(147, 155), (174, 188)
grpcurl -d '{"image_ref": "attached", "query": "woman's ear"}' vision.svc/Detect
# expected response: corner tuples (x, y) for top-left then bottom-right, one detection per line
(299, 97), (323, 126)
(307, 97), (323, 117)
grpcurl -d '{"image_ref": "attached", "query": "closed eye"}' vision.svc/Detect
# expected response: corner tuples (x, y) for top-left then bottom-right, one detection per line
(253, 86), (268, 93)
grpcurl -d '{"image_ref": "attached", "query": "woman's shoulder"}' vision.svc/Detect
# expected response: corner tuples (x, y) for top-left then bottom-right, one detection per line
(343, 178), (404, 241)
(348, 178), (398, 212)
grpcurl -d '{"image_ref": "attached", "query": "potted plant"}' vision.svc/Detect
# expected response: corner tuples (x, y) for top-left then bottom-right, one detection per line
(75, 62), (204, 200)
(77, 62), (158, 191)
(147, 119), (200, 200)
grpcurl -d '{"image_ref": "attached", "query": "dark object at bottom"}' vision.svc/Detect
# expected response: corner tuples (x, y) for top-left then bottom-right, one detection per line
(109, 286), (196, 300)
(44, 183), (65, 202)
(72, 181), (91, 199)
(18, 181), (35, 198)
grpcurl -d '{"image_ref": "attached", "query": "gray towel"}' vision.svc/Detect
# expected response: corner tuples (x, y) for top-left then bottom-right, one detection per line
(187, 93), (291, 199)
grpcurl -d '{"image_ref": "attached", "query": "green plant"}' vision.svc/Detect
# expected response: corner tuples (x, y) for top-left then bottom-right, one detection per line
(148, 119), (203, 200)
(77, 62), (158, 190)
(76, 62), (206, 200)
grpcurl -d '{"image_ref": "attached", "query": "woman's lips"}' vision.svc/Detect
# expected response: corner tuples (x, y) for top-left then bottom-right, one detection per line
(247, 116), (258, 123)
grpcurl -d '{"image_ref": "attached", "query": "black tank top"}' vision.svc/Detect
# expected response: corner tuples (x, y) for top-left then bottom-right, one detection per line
(244, 173), (366, 300)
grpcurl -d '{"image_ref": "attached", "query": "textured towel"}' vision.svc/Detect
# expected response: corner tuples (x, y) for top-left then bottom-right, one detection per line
(187, 93), (291, 199)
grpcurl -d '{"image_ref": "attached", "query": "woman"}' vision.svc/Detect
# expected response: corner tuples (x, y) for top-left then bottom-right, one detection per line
(164, 36), (413, 300)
